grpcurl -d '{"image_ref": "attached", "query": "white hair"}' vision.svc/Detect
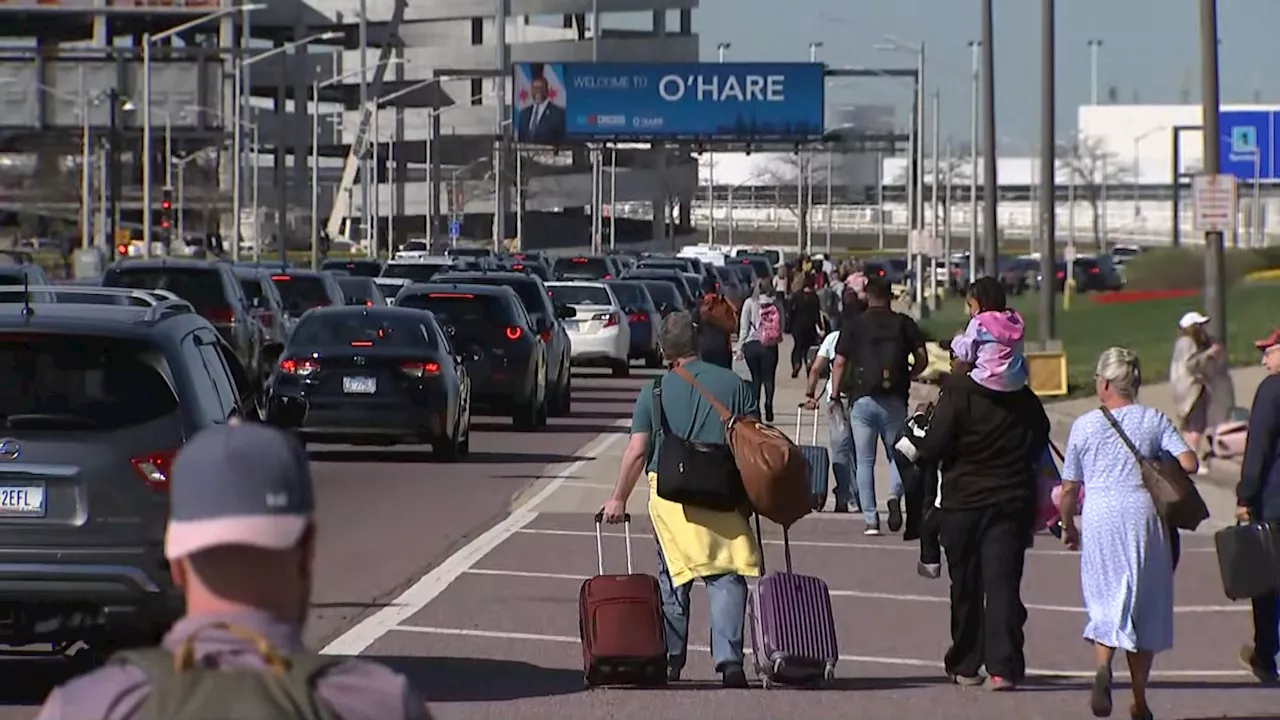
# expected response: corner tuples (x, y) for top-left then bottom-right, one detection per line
(1096, 346), (1141, 399)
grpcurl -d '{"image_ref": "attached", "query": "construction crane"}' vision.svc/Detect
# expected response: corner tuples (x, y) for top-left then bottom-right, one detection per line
(324, 0), (408, 244)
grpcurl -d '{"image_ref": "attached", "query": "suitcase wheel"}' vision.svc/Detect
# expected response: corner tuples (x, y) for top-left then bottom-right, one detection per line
(761, 675), (773, 690)
(823, 664), (836, 682)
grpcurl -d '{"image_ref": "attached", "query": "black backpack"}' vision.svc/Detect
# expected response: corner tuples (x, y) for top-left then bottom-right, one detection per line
(839, 310), (910, 397)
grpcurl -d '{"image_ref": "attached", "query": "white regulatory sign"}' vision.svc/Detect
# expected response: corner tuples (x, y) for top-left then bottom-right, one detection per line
(1192, 174), (1238, 233)
(910, 230), (941, 257)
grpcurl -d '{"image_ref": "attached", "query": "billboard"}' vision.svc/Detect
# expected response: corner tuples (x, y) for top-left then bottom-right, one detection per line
(511, 62), (825, 143)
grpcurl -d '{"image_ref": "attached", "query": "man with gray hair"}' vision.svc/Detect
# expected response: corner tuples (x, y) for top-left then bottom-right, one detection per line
(600, 311), (762, 688)
(37, 423), (431, 719)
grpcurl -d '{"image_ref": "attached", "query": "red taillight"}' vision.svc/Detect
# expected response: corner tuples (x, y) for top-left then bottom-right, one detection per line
(365, 300), (375, 307)
(628, 311), (648, 323)
(877, 269), (885, 276)
(117, 243), (129, 256)
(1088, 267), (1100, 274)
(1056, 271), (1066, 279)
(430, 292), (475, 299)
(572, 258), (588, 264)
(594, 312), (619, 328)
(279, 357), (320, 376)
(271, 274), (290, 281)
(604, 274), (613, 279)
(539, 329), (552, 343)
(132, 450), (177, 492)
(513, 264), (525, 271)
(204, 308), (235, 324)
(505, 326), (523, 340)
(399, 360), (441, 378)
(350, 340), (373, 347)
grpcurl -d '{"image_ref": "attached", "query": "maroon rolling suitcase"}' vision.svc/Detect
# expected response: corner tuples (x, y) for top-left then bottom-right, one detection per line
(748, 515), (839, 688)
(579, 512), (668, 687)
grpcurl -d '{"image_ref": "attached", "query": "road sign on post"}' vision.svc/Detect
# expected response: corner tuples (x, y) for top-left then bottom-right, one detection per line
(448, 219), (461, 240)
(1192, 173), (1238, 233)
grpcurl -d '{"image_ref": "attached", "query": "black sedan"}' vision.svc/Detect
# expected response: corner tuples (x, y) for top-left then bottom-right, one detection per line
(396, 283), (549, 429)
(265, 305), (471, 460)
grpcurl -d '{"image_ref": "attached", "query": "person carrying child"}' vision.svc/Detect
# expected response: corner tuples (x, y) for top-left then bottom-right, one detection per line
(948, 277), (1028, 393)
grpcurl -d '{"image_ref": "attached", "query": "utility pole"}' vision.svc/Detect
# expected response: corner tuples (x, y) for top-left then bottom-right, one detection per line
(494, 0), (509, 249)
(929, 89), (941, 311)
(1038, 0), (1057, 345)
(1087, 39), (1103, 105)
(1199, 0), (1226, 342)
(358, 0), (370, 246)
(980, 0), (1000, 277)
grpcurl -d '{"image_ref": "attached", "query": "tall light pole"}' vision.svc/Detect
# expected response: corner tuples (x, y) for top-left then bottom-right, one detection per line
(929, 89), (941, 311)
(968, 40), (980, 282)
(1199, 0), (1226, 342)
(1038, 0), (1057, 346)
(980, 0), (999, 277)
(873, 37), (926, 309)
(1087, 39), (1103, 105)
(142, 3), (263, 258)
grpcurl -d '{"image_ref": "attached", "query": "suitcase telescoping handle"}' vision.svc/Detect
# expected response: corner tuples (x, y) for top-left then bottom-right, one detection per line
(754, 513), (793, 576)
(593, 511), (634, 575)
(793, 406), (819, 446)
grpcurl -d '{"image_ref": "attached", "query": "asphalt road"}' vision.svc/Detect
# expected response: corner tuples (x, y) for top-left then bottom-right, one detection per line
(0, 368), (644, 717)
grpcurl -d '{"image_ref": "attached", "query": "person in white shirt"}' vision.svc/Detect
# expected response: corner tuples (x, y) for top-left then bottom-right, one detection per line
(800, 330), (859, 513)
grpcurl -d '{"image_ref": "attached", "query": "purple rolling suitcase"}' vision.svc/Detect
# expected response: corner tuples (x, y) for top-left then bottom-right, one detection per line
(748, 515), (839, 688)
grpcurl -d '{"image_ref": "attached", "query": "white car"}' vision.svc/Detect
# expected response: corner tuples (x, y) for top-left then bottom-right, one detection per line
(546, 281), (631, 377)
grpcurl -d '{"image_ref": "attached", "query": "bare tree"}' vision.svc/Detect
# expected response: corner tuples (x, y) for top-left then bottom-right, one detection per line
(1056, 132), (1133, 252)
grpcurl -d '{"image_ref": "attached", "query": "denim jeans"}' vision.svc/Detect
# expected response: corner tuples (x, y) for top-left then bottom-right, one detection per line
(825, 399), (858, 507)
(655, 543), (748, 672)
(849, 394), (907, 526)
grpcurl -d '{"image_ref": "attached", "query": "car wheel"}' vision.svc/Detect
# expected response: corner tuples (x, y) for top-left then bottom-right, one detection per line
(551, 371), (572, 417)
(431, 433), (461, 462)
(513, 397), (540, 430)
(611, 359), (630, 378)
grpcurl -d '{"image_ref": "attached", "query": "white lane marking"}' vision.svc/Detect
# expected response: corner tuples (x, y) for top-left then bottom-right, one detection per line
(558, 480), (617, 489)
(391, 625), (1253, 679)
(320, 419), (631, 656)
(460, 568), (1247, 614)
(514, 527), (1214, 556)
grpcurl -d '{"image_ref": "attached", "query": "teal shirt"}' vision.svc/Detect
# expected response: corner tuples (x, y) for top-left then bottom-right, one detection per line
(631, 360), (760, 474)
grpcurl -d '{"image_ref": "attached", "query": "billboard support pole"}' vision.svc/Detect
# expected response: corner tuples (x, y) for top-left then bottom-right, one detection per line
(980, 0), (1000, 277)
(1037, 0), (1056, 345)
(796, 152), (805, 253)
(493, 0), (509, 249)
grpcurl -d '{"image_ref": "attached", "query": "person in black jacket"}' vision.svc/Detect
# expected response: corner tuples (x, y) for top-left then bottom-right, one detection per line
(787, 275), (823, 378)
(1237, 328), (1280, 682)
(909, 369), (1050, 690)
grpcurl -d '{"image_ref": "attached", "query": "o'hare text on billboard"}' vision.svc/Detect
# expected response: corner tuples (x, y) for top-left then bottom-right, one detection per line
(510, 62), (825, 144)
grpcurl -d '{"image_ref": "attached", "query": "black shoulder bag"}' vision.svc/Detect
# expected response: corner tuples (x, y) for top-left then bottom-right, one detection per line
(653, 375), (747, 512)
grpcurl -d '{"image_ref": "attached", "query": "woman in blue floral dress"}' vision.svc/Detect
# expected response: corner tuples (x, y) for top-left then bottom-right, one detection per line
(1059, 347), (1199, 720)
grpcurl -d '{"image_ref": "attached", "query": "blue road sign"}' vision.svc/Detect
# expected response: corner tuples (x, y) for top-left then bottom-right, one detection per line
(1219, 110), (1277, 181)
(510, 62), (825, 143)
(448, 219), (461, 239)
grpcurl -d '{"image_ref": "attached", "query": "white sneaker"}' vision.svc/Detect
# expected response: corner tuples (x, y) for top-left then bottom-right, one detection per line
(864, 525), (881, 537)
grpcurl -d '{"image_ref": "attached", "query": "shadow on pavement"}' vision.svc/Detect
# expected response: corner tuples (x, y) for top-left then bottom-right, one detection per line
(370, 655), (583, 701)
(468, 421), (629, 435)
(308, 448), (592, 465)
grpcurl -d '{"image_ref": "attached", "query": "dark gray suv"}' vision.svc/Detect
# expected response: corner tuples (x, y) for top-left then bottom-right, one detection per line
(0, 286), (257, 659)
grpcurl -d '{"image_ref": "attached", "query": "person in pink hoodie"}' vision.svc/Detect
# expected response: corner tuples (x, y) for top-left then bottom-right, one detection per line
(949, 277), (1028, 392)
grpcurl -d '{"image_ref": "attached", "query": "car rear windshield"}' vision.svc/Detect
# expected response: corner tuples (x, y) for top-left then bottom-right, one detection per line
(337, 278), (378, 304)
(272, 275), (332, 315)
(322, 260), (382, 277)
(730, 265), (757, 282)
(607, 282), (650, 307)
(553, 257), (610, 279)
(738, 258), (772, 278)
(289, 313), (432, 348)
(381, 263), (451, 283)
(548, 285), (610, 306)
(239, 278), (265, 305)
(641, 281), (682, 308)
(0, 334), (178, 430)
(397, 292), (516, 329)
(446, 277), (545, 320)
(105, 268), (227, 314)
(637, 259), (688, 272)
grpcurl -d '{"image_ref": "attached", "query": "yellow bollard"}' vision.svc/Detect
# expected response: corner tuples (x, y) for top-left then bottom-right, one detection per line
(1063, 278), (1075, 311)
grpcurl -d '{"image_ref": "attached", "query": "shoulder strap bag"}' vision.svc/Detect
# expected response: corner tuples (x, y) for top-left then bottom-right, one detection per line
(651, 374), (746, 512)
(1100, 406), (1210, 531)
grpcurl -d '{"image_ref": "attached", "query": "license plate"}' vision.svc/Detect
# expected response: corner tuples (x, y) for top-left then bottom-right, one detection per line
(0, 485), (45, 517)
(342, 376), (377, 394)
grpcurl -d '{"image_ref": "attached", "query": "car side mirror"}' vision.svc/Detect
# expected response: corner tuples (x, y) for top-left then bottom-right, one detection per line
(658, 303), (672, 315)
(556, 304), (577, 319)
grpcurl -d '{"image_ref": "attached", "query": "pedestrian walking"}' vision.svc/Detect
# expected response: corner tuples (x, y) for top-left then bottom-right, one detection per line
(692, 276), (737, 369)
(903, 333), (1049, 691)
(736, 279), (782, 423)
(801, 329), (859, 513)
(787, 275), (823, 378)
(1059, 347), (1198, 720)
(600, 312), (761, 688)
(1235, 328), (1280, 683)
(1169, 311), (1234, 475)
(830, 276), (927, 535)
(36, 423), (430, 719)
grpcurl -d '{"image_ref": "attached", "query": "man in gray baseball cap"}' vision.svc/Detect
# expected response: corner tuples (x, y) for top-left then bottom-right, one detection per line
(37, 423), (432, 719)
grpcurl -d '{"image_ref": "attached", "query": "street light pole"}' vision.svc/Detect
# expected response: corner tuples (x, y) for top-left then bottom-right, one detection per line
(980, 0), (1000, 276)
(968, 40), (980, 282)
(929, 89), (941, 311)
(78, 66), (92, 251)
(1038, 0), (1057, 346)
(1199, 0), (1226, 342)
(1087, 39), (1103, 105)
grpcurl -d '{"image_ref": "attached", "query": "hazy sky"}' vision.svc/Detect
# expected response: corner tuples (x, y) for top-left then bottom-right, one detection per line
(694, 0), (1279, 149)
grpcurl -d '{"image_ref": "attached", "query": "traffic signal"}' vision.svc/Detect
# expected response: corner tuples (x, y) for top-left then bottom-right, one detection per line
(160, 187), (173, 231)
